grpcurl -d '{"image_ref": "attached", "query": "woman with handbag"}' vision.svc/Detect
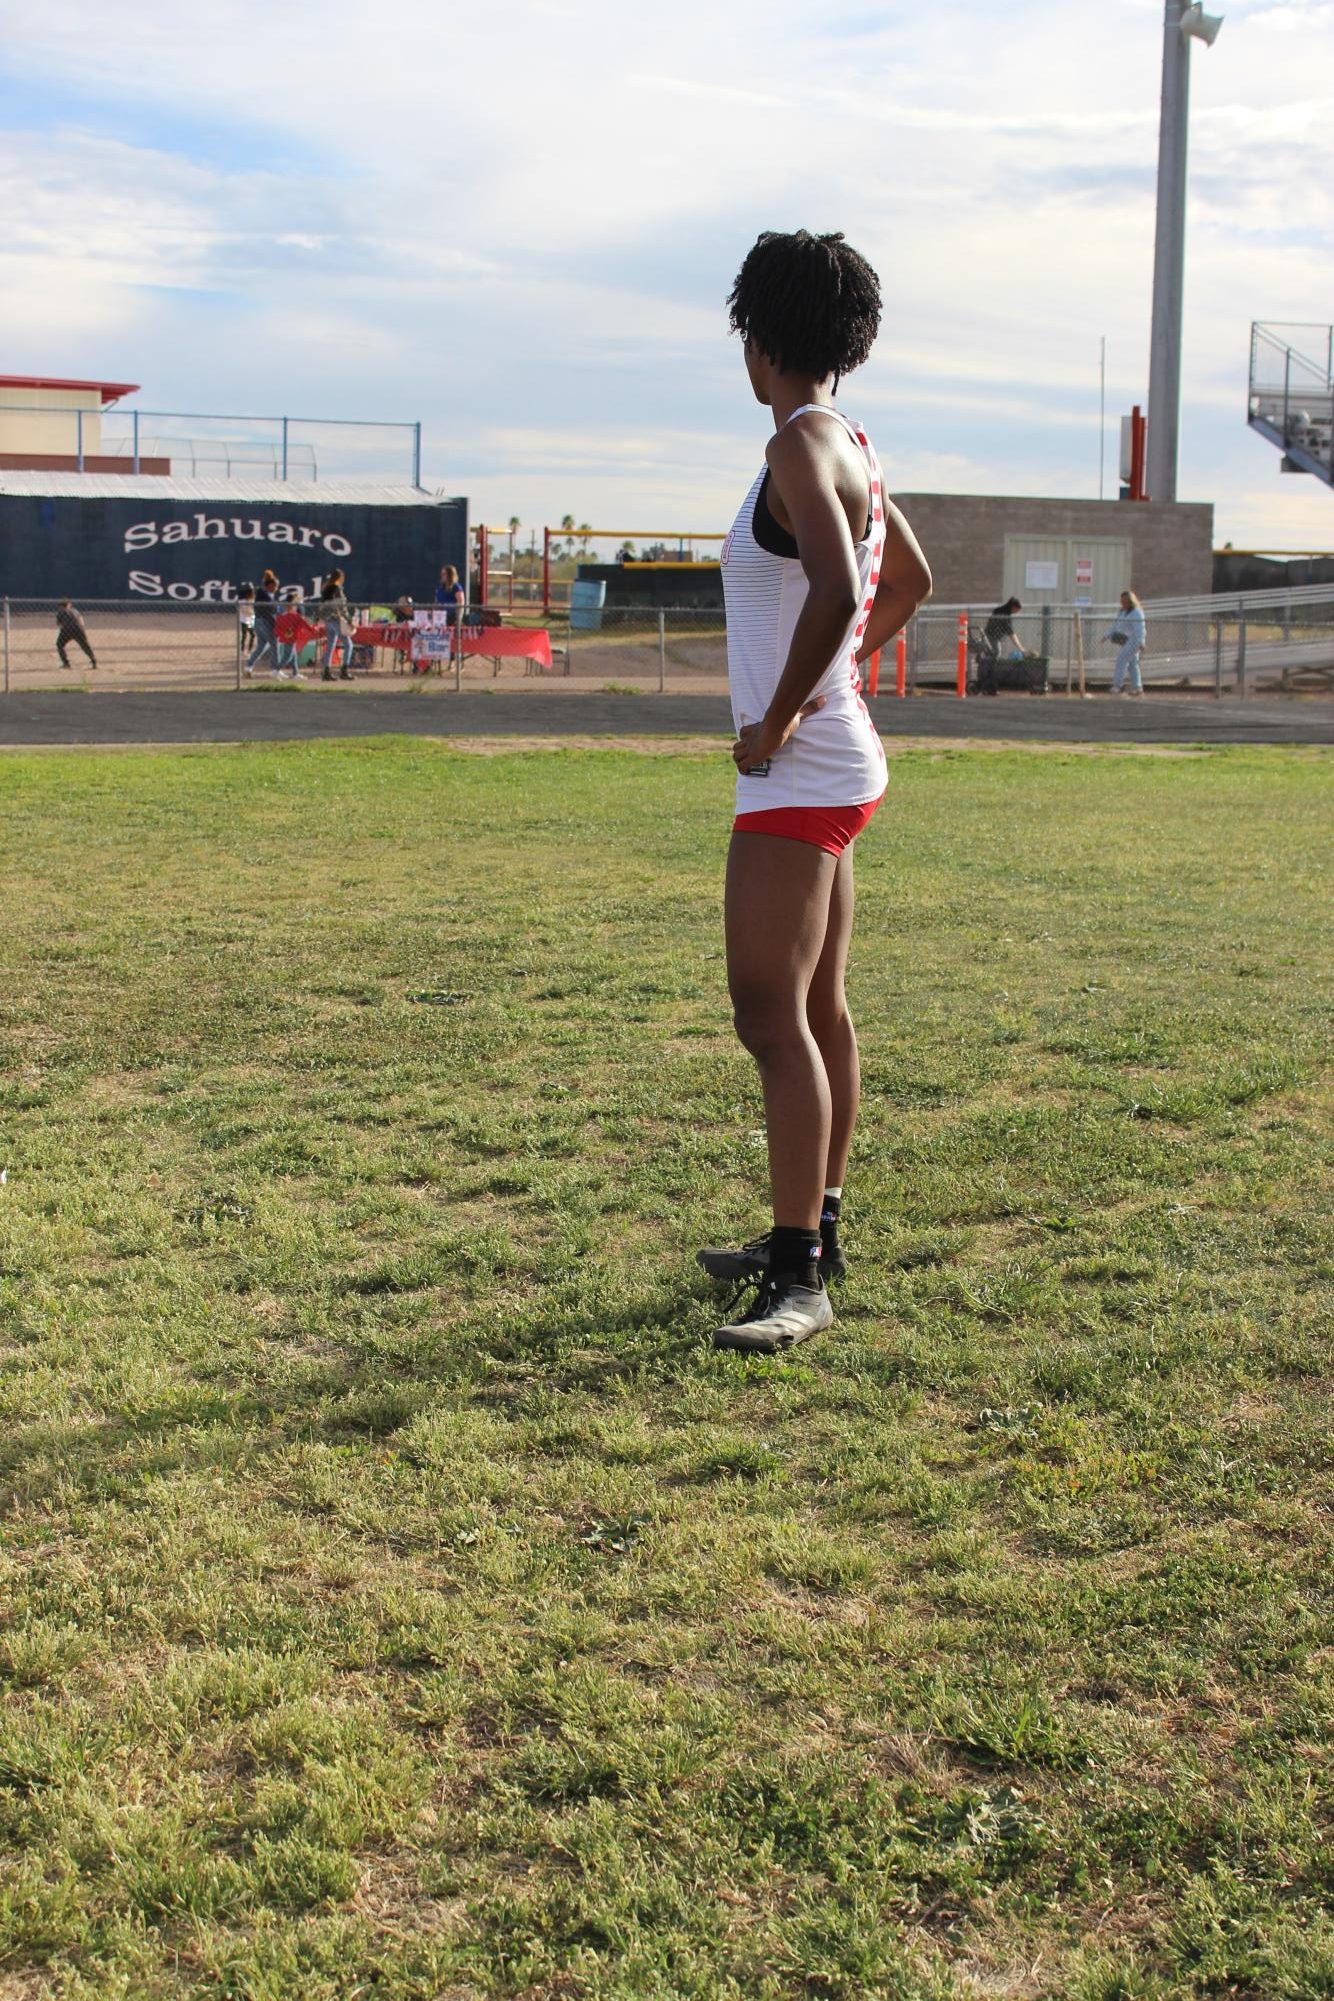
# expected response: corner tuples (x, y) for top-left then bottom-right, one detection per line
(1105, 590), (1146, 696)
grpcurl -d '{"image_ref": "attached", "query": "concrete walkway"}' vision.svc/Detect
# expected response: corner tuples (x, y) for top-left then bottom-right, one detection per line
(0, 689), (1330, 748)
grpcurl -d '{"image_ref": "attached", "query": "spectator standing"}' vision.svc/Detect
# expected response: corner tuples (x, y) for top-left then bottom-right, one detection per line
(248, 571), (280, 675)
(318, 570), (354, 681)
(1105, 591), (1147, 696)
(55, 601), (98, 672)
(237, 583), (257, 675)
(433, 564), (466, 674)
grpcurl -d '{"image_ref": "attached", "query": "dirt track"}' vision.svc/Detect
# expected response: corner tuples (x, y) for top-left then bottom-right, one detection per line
(1, 689), (1329, 749)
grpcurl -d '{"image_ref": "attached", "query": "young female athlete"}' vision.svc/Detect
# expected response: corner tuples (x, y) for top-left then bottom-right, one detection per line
(701, 229), (932, 1354)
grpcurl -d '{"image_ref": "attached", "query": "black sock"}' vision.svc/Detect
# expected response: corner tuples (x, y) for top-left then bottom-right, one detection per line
(820, 1192), (842, 1252)
(769, 1226), (822, 1287)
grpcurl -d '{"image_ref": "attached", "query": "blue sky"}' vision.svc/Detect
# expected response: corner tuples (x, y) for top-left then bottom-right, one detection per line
(4, 0), (1334, 549)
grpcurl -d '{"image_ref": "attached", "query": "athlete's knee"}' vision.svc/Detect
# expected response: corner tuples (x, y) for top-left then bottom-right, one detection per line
(731, 991), (804, 1063)
(807, 989), (852, 1045)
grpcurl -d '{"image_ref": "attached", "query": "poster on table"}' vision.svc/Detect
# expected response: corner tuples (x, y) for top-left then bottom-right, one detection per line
(411, 610), (456, 659)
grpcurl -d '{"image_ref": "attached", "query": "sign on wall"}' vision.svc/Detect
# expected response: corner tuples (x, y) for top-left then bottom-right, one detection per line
(1024, 559), (1061, 591)
(0, 494), (468, 602)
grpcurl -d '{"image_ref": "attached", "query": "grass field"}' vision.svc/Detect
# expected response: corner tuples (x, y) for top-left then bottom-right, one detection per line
(1, 738), (1331, 2001)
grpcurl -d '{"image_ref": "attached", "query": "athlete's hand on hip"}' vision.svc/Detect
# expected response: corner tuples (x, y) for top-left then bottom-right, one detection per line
(732, 697), (825, 772)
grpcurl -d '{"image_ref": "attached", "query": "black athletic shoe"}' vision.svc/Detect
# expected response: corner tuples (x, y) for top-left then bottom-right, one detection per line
(712, 1272), (834, 1353)
(697, 1230), (847, 1286)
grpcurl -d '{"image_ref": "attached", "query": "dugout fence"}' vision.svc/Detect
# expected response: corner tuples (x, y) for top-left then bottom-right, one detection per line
(467, 529), (729, 613)
(3, 589), (1332, 696)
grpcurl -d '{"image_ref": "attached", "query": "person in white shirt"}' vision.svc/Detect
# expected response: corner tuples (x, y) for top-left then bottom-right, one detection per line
(237, 583), (257, 675)
(697, 229), (931, 1355)
(1105, 591), (1147, 696)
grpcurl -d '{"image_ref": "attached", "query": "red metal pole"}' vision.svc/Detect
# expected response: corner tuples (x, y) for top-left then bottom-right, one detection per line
(896, 631), (907, 698)
(866, 649), (880, 697)
(542, 527), (551, 613)
(1130, 404), (1148, 502)
(956, 612), (968, 698)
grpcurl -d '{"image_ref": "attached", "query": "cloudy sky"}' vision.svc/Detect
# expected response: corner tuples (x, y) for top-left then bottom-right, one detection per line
(3, 0), (1333, 551)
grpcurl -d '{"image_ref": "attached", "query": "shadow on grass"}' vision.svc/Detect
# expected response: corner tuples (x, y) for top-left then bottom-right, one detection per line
(0, 1275), (722, 1506)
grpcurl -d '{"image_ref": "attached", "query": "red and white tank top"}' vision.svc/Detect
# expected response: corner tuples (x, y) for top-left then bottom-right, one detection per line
(721, 404), (887, 813)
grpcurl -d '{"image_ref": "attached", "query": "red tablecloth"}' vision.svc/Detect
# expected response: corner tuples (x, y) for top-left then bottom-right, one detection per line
(352, 622), (412, 652)
(351, 624), (553, 670)
(457, 628), (553, 669)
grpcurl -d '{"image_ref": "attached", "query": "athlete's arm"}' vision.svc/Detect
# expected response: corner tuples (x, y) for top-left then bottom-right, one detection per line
(855, 502), (932, 665)
(733, 420), (864, 773)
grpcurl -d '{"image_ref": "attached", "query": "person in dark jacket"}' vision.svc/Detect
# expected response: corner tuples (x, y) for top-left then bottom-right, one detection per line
(318, 569), (354, 680)
(984, 597), (1024, 654)
(55, 601), (97, 671)
(978, 596), (1034, 695)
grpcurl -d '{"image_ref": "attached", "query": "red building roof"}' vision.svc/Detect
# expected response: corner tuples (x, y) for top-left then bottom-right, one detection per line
(0, 375), (138, 404)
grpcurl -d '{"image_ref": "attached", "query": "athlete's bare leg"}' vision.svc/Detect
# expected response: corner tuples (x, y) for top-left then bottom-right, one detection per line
(805, 844), (859, 1189)
(725, 831), (838, 1229)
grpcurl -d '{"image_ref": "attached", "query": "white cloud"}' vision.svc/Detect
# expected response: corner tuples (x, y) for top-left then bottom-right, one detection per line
(2, 0), (1333, 549)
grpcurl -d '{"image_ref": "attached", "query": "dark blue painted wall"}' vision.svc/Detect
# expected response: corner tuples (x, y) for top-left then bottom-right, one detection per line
(0, 493), (469, 603)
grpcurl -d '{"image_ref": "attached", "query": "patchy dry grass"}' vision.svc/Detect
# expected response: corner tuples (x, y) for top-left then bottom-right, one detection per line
(0, 738), (1330, 1999)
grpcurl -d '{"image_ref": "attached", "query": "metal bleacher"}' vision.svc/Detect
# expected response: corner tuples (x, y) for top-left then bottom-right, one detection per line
(1248, 322), (1334, 486)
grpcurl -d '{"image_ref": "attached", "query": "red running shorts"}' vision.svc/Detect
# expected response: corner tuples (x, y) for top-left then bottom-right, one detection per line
(732, 797), (881, 857)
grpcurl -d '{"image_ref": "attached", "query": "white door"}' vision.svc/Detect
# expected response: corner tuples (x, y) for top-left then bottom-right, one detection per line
(1005, 535), (1131, 607)
(1069, 539), (1130, 606)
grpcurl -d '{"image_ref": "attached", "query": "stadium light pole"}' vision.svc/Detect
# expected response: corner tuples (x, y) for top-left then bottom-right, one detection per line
(1146, 0), (1223, 503)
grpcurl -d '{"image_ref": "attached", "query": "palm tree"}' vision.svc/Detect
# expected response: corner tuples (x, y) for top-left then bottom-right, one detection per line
(577, 522), (593, 559)
(560, 513), (575, 560)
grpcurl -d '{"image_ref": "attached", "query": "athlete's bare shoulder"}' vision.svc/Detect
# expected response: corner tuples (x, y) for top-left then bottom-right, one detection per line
(765, 410), (869, 540)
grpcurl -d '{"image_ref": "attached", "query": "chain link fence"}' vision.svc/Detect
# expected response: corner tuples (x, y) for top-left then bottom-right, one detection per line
(4, 592), (1332, 696)
(2, 599), (241, 692)
(907, 600), (1334, 695)
(558, 606), (725, 688)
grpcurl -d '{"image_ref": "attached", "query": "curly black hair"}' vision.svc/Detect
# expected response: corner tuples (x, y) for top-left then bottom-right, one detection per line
(727, 230), (882, 382)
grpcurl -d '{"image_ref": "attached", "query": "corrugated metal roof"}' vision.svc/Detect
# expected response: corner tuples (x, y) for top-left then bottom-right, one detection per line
(0, 473), (444, 504)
